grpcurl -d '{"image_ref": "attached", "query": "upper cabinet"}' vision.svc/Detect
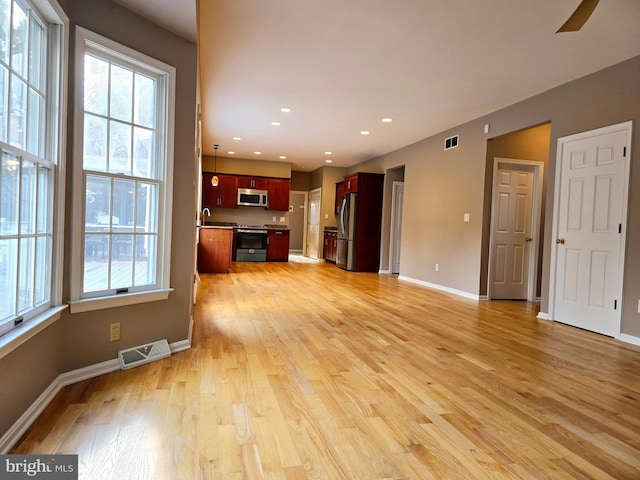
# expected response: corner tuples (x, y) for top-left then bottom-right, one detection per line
(267, 178), (290, 211)
(237, 175), (268, 190)
(202, 173), (238, 209)
(343, 174), (359, 193)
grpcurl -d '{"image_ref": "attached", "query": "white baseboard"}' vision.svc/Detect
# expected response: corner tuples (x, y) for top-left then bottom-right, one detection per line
(0, 338), (191, 454)
(619, 333), (640, 347)
(379, 269), (391, 274)
(537, 312), (550, 320)
(397, 276), (480, 301)
(479, 295), (489, 301)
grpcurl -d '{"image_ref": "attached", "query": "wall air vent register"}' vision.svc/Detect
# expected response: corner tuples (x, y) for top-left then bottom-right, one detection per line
(444, 134), (459, 150)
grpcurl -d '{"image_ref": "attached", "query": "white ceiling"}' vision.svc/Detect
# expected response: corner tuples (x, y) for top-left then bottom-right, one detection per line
(114, 0), (640, 171)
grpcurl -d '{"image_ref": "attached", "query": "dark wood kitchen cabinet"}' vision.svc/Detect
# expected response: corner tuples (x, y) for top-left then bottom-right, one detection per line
(267, 178), (290, 211)
(323, 229), (338, 263)
(343, 173), (359, 193)
(202, 173), (237, 209)
(197, 227), (233, 273)
(266, 229), (290, 261)
(237, 175), (267, 189)
(334, 181), (345, 215)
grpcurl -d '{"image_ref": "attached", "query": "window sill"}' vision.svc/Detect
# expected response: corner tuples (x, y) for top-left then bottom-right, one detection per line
(69, 288), (174, 314)
(0, 305), (68, 360)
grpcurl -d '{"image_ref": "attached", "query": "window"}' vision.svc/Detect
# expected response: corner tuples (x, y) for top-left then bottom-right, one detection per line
(0, 0), (64, 339)
(71, 27), (174, 312)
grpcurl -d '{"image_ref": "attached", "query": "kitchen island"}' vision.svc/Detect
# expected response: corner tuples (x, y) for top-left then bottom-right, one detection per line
(197, 226), (233, 273)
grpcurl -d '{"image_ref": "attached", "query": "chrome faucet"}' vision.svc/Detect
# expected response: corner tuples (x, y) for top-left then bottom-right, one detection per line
(202, 207), (211, 217)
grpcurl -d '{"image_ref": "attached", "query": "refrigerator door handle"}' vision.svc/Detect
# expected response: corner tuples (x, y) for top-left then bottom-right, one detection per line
(340, 196), (348, 237)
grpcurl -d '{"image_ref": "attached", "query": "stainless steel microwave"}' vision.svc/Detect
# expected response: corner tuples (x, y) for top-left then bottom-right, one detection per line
(237, 188), (268, 207)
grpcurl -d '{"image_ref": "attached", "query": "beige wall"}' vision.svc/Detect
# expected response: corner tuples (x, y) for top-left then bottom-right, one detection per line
(0, 0), (198, 438)
(353, 55), (640, 337)
(203, 155), (291, 178)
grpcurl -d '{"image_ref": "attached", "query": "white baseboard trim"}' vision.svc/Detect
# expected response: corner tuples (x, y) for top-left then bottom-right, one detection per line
(0, 338), (191, 454)
(379, 269), (391, 274)
(397, 276), (480, 301)
(479, 295), (489, 301)
(619, 333), (640, 347)
(537, 312), (550, 321)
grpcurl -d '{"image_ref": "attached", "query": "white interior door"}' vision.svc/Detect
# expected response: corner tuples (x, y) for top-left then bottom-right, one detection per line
(490, 164), (534, 299)
(389, 181), (404, 274)
(306, 188), (321, 259)
(551, 122), (631, 337)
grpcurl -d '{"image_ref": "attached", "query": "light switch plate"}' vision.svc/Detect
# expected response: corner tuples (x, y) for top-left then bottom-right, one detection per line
(464, 213), (470, 222)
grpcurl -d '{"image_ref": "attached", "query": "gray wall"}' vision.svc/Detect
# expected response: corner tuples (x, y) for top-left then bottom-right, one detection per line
(0, 0), (197, 438)
(353, 54), (640, 337)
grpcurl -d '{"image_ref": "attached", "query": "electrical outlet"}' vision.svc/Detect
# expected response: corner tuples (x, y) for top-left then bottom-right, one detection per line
(435, 263), (439, 272)
(110, 322), (120, 342)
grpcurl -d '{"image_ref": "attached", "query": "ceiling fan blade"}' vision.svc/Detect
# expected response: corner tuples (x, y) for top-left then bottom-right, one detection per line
(556, 0), (600, 32)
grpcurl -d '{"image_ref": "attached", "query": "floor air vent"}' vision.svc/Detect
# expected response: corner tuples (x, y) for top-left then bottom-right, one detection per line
(118, 339), (171, 370)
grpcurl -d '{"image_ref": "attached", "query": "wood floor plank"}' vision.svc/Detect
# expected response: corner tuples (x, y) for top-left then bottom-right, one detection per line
(10, 259), (640, 479)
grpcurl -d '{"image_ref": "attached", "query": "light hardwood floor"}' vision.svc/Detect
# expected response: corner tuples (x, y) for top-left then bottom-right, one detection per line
(12, 260), (640, 479)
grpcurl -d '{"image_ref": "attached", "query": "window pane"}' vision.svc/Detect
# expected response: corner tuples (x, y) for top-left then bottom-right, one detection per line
(110, 64), (132, 122)
(28, 16), (44, 90)
(27, 87), (42, 155)
(84, 54), (108, 116)
(135, 234), (156, 286)
(133, 126), (154, 178)
(136, 182), (158, 233)
(0, 0), (10, 65)
(83, 113), (107, 171)
(0, 64), (7, 143)
(1, 151), (19, 235)
(134, 73), (155, 128)
(0, 238), (17, 320)
(84, 234), (109, 292)
(85, 175), (111, 226)
(9, 73), (26, 148)
(20, 159), (36, 234)
(34, 234), (49, 304)
(36, 165), (50, 233)
(109, 120), (131, 174)
(17, 236), (34, 312)
(11, 0), (27, 78)
(113, 178), (134, 227)
(111, 234), (133, 288)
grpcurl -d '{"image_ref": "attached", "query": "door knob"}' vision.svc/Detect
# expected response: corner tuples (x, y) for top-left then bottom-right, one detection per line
(556, 238), (565, 244)
(525, 237), (532, 242)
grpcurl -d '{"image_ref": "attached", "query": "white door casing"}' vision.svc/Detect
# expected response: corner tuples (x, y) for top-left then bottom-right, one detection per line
(488, 159), (543, 301)
(389, 181), (404, 274)
(549, 122), (632, 337)
(306, 187), (321, 259)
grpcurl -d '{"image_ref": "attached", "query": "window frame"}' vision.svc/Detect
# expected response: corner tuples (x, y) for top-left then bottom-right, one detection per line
(0, 0), (68, 357)
(69, 26), (175, 314)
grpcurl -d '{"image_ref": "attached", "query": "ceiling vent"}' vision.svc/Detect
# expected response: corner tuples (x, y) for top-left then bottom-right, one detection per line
(118, 339), (171, 370)
(444, 134), (459, 150)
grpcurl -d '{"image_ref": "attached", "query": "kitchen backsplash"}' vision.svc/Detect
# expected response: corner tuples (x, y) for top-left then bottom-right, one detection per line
(206, 207), (290, 226)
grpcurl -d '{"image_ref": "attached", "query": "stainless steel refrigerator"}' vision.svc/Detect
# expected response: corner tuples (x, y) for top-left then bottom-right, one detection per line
(336, 192), (357, 270)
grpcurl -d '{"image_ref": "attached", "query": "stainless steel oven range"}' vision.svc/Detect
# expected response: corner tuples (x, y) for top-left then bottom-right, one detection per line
(235, 228), (267, 261)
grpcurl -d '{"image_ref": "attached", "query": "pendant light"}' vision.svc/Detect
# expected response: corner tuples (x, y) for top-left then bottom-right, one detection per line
(211, 144), (219, 186)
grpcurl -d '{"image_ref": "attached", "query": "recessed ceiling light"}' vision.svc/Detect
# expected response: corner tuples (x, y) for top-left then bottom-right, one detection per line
(227, 151), (235, 155)
(254, 151), (261, 155)
(280, 107), (292, 113)
(360, 130), (370, 135)
(325, 159), (333, 163)
(233, 136), (241, 141)
(324, 151), (332, 155)
(279, 156), (287, 159)
(271, 122), (281, 126)
(382, 118), (393, 123)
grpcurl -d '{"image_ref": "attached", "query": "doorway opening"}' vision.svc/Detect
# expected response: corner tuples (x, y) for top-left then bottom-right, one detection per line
(480, 122), (551, 300)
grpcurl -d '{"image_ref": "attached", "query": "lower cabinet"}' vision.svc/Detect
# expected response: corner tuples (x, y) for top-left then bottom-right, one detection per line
(266, 229), (290, 261)
(197, 227), (233, 273)
(323, 229), (338, 263)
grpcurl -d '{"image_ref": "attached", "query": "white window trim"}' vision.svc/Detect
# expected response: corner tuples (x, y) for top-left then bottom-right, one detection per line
(70, 27), (175, 313)
(0, 0), (68, 358)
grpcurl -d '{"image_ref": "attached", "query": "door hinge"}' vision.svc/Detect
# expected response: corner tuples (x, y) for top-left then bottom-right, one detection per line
(614, 299), (617, 310)
(623, 146), (627, 157)
(619, 224), (622, 234)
